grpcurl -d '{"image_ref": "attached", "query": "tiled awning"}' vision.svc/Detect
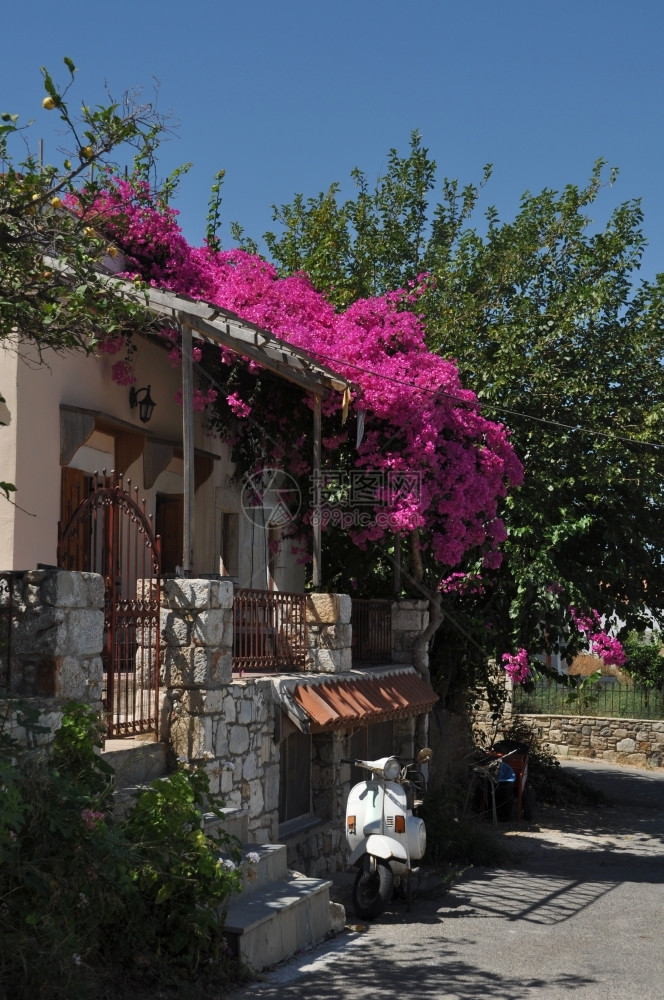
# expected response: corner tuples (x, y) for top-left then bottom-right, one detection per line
(275, 669), (438, 734)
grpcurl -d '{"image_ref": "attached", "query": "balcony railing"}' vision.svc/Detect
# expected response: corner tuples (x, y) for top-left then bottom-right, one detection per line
(232, 588), (306, 673)
(351, 598), (393, 664)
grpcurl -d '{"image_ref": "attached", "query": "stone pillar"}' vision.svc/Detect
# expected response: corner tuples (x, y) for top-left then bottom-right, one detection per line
(391, 598), (429, 665)
(160, 578), (233, 765)
(1, 569), (105, 742)
(305, 592), (352, 674)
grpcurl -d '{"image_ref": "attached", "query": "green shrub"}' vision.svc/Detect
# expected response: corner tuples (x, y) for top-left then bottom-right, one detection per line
(0, 697), (249, 1000)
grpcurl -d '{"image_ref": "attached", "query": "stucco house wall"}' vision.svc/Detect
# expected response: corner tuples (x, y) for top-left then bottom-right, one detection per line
(0, 336), (304, 593)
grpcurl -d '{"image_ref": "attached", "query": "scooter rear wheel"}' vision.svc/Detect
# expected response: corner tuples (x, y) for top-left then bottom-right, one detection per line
(352, 858), (394, 919)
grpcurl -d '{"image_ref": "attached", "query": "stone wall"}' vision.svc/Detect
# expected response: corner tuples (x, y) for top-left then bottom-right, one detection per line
(517, 713), (664, 768)
(0, 569), (104, 742)
(159, 581), (427, 873)
(159, 578), (281, 843)
(473, 669), (664, 769)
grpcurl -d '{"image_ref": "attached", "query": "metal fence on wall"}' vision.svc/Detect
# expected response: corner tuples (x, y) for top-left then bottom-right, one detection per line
(351, 599), (393, 664)
(513, 677), (664, 720)
(232, 588), (306, 673)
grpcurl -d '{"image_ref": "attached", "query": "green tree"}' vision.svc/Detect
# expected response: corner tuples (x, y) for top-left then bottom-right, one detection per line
(0, 58), (167, 356)
(1, 59), (174, 503)
(234, 133), (664, 702)
(622, 629), (664, 690)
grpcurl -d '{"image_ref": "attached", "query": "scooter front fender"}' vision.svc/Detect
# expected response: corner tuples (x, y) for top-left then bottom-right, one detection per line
(349, 834), (408, 866)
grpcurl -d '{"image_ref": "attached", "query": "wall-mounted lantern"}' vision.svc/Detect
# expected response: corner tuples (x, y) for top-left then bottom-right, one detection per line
(129, 385), (156, 424)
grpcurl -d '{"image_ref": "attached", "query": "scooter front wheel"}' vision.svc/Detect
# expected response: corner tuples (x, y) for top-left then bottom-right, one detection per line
(352, 858), (394, 919)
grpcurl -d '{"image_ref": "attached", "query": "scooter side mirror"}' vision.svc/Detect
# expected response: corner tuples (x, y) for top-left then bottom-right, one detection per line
(417, 747), (433, 764)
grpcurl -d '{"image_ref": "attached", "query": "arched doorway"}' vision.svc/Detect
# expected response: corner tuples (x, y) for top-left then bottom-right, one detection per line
(58, 472), (161, 738)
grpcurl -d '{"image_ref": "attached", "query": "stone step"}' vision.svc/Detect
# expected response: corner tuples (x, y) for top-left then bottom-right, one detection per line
(220, 842), (288, 896)
(102, 739), (169, 788)
(224, 876), (332, 973)
(202, 806), (249, 844)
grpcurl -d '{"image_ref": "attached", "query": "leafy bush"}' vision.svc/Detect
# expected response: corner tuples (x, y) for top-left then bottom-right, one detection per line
(622, 629), (664, 689)
(0, 698), (249, 1000)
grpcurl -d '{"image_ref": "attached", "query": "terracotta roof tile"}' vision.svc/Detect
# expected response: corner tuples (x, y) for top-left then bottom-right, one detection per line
(291, 670), (438, 731)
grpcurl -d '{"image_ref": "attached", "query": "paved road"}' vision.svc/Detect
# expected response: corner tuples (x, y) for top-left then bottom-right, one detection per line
(232, 760), (664, 1000)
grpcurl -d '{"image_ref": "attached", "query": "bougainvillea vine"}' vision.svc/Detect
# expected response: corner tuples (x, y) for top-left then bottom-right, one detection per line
(71, 176), (523, 576)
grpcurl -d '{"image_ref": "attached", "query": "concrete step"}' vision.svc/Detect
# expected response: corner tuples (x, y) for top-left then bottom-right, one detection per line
(102, 739), (169, 788)
(203, 806), (249, 844)
(219, 842), (288, 896)
(224, 875), (332, 972)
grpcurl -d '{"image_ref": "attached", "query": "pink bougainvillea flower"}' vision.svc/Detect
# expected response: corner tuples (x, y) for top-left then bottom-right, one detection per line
(226, 392), (251, 419)
(110, 360), (136, 386)
(501, 648), (531, 685)
(72, 174), (524, 573)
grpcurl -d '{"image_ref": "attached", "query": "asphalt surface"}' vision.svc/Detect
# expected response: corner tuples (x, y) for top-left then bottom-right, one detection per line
(231, 760), (664, 1000)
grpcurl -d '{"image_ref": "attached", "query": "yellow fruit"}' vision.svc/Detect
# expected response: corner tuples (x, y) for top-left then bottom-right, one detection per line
(32, 193), (40, 201)
(81, 145), (94, 160)
(50, 196), (63, 209)
(106, 245), (119, 258)
(42, 95), (57, 110)
(84, 226), (96, 238)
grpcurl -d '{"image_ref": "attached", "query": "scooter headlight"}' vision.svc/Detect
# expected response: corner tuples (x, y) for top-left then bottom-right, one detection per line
(382, 757), (401, 781)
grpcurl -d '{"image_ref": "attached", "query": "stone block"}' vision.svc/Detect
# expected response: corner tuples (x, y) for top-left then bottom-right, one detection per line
(248, 781), (264, 818)
(41, 571), (104, 609)
(229, 725), (250, 754)
(55, 655), (99, 701)
(161, 647), (192, 687)
(306, 592), (352, 625)
(242, 752), (259, 781)
(161, 611), (192, 647)
(192, 647), (232, 688)
(179, 688), (226, 715)
(238, 698), (254, 725)
(264, 763), (280, 812)
(392, 608), (425, 631)
(170, 713), (212, 761)
(306, 623), (352, 650)
(192, 609), (229, 648)
(67, 609), (104, 656)
(162, 579), (212, 611)
(210, 579), (234, 610)
(211, 719), (229, 758)
(616, 738), (636, 752)
(305, 647), (343, 674)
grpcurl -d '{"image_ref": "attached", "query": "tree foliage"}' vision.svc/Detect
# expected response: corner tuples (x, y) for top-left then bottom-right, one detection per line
(0, 58), (168, 357)
(235, 133), (664, 697)
(622, 629), (664, 689)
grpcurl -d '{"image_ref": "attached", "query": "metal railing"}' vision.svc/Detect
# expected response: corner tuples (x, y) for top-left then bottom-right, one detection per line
(232, 588), (306, 673)
(513, 677), (664, 720)
(351, 598), (393, 664)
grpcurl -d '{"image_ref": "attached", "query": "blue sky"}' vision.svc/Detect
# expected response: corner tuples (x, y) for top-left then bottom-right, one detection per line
(3, 0), (664, 282)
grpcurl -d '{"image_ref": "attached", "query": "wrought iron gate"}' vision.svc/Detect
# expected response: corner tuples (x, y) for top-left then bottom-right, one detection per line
(58, 472), (161, 739)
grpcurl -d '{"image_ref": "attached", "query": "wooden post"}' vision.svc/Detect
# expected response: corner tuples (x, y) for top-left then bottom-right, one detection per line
(181, 321), (195, 575)
(313, 393), (322, 589)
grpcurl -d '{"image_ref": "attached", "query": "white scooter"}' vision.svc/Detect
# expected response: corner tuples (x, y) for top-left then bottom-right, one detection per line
(341, 748), (432, 919)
